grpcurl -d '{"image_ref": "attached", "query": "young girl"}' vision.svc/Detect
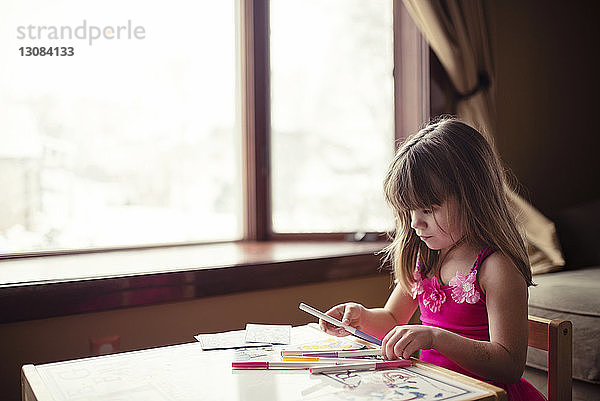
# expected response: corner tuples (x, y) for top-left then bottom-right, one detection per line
(320, 118), (546, 400)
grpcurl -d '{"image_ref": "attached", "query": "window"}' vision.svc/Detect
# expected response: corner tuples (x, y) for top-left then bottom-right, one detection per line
(0, 0), (428, 256)
(270, 0), (395, 233)
(0, 0), (242, 253)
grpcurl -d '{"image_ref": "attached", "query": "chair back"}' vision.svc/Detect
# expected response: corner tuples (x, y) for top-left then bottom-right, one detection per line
(528, 315), (572, 401)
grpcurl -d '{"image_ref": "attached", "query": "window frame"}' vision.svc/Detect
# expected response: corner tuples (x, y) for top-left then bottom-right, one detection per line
(0, 0), (428, 258)
(0, 0), (429, 324)
(246, 0), (429, 241)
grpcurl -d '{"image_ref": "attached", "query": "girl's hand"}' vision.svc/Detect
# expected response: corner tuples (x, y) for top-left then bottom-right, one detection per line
(382, 325), (438, 360)
(319, 302), (365, 337)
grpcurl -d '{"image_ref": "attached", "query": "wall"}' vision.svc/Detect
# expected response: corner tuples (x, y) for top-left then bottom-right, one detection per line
(490, 0), (600, 217)
(0, 274), (391, 401)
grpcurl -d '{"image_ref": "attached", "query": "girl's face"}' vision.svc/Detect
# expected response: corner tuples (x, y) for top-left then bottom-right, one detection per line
(410, 197), (463, 251)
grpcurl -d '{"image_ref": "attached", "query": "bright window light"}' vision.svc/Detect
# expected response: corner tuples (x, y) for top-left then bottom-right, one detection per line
(270, 0), (395, 233)
(0, 0), (242, 253)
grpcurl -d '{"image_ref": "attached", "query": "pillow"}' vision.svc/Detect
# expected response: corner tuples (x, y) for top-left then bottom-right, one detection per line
(507, 191), (565, 275)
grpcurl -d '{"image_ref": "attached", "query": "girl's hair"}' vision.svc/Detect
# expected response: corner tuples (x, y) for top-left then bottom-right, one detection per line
(383, 117), (533, 292)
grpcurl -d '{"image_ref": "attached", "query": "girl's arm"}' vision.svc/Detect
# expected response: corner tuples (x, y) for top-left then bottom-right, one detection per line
(382, 253), (529, 383)
(320, 284), (418, 340)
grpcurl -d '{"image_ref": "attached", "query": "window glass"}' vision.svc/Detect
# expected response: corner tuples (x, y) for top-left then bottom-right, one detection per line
(0, 0), (242, 253)
(270, 0), (395, 233)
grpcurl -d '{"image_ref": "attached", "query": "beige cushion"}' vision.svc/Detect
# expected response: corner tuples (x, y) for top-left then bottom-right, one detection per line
(527, 267), (600, 383)
(508, 191), (565, 275)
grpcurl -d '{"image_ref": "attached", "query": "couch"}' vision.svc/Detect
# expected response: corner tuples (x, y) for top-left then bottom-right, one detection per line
(523, 200), (600, 401)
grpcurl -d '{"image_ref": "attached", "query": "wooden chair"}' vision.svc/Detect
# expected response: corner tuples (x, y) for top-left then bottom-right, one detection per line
(528, 315), (572, 401)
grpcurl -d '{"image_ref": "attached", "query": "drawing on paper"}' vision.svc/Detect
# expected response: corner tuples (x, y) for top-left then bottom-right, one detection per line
(233, 347), (273, 361)
(304, 366), (486, 401)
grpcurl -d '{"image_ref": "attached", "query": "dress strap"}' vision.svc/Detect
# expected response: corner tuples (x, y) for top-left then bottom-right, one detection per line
(470, 247), (495, 272)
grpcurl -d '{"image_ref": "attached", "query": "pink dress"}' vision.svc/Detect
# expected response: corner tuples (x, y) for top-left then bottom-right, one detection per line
(411, 248), (547, 401)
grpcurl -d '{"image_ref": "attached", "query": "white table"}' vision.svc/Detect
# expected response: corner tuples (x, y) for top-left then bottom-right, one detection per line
(22, 326), (506, 401)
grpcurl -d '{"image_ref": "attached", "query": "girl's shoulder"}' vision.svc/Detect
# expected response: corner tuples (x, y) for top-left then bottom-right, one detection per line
(477, 251), (527, 295)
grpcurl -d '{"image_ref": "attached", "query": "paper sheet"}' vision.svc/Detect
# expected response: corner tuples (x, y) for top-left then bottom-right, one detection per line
(307, 365), (488, 401)
(194, 329), (270, 350)
(195, 323), (367, 351)
(245, 323), (291, 344)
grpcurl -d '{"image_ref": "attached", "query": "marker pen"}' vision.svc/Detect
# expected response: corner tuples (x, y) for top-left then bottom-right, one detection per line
(299, 303), (382, 346)
(301, 349), (382, 358)
(309, 359), (411, 374)
(282, 356), (372, 363)
(232, 361), (342, 370)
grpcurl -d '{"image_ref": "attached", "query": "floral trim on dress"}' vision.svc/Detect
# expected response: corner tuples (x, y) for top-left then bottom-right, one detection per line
(411, 263), (482, 313)
(449, 271), (481, 304)
(422, 276), (446, 313)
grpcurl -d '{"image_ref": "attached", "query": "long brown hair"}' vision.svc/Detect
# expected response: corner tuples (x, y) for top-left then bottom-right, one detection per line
(383, 118), (533, 292)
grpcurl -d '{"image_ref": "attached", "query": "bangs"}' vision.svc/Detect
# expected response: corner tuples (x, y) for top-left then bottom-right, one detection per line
(389, 146), (450, 212)
(397, 170), (445, 211)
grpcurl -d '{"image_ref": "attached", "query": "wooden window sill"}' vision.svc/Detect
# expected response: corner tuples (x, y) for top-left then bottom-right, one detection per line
(0, 241), (389, 324)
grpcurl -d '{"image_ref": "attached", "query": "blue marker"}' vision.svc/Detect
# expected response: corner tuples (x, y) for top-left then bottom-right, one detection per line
(299, 303), (382, 346)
